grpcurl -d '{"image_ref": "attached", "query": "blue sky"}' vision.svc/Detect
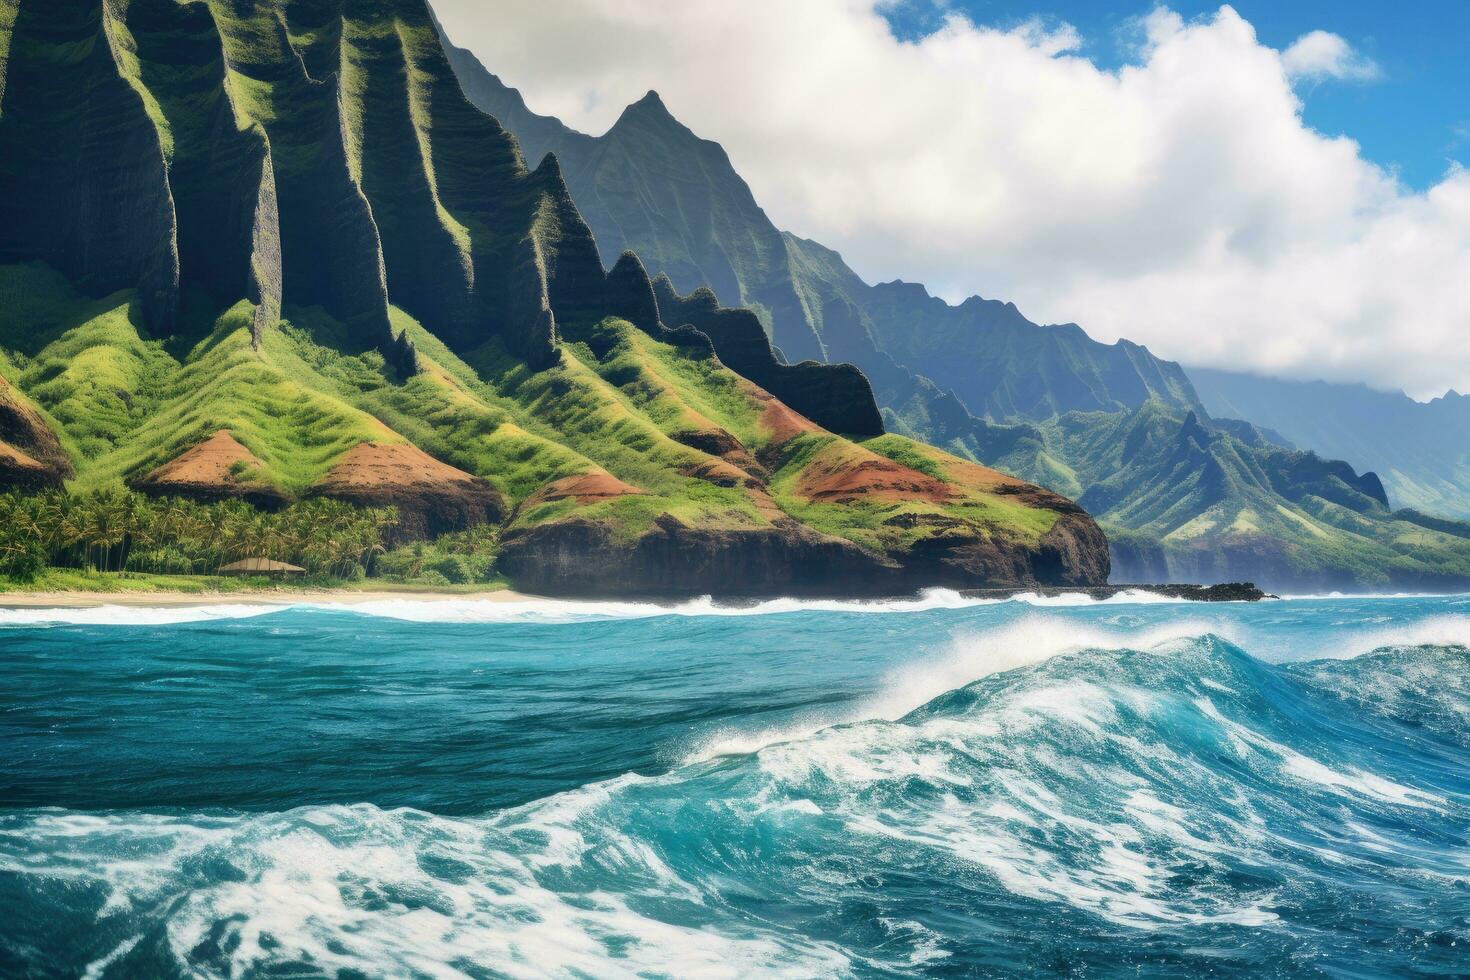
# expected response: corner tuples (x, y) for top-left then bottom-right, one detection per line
(884, 1), (1470, 190)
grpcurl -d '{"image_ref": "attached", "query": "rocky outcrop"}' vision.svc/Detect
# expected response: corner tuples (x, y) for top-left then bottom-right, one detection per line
(309, 442), (507, 543)
(498, 516), (894, 598)
(499, 507), (1107, 599)
(604, 252), (664, 336)
(129, 430), (289, 508)
(653, 276), (884, 436)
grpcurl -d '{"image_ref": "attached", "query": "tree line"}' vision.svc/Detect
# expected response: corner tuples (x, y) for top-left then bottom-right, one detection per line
(0, 489), (397, 581)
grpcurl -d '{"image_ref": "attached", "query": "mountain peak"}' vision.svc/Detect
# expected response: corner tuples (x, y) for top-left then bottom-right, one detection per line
(624, 89), (673, 119)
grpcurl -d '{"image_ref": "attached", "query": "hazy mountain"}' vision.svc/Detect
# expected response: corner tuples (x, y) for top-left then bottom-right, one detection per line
(990, 402), (1470, 591)
(1191, 368), (1470, 518)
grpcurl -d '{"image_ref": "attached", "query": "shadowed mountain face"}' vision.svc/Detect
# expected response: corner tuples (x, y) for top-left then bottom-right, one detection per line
(1191, 368), (1470, 519)
(433, 24), (1469, 592)
(0, 0), (1109, 596)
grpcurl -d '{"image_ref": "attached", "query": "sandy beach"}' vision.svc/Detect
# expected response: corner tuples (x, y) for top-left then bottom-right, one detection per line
(0, 587), (537, 609)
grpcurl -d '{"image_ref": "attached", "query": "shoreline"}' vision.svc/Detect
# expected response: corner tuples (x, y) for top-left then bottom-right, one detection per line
(0, 581), (1278, 609)
(2, 582), (1461, 611)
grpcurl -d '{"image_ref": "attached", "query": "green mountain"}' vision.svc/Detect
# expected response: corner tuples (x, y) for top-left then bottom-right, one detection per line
(436, 38), (1470, 591)
(435, 31), (1200, 423)
(0, 0), (1108, 596)
(986, 403), (1470, 591)
(1191, 368), (1470, 519)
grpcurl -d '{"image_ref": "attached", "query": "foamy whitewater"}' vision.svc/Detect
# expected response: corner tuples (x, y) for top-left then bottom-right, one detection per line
(1, 593), (1467, 976)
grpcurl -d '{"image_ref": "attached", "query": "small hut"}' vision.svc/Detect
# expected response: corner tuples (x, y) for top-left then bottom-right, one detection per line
(218, 557), (306, 577)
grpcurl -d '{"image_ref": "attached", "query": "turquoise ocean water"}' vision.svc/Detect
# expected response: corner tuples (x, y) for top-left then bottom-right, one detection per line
(1, 591), (1468, 976)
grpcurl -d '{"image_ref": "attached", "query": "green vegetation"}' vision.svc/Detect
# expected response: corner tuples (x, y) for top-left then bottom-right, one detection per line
(0, 489), (394, 581)
(377, 526), (501, 586)
(0, 0), (1110, 596)
(988, 402), (1470, 590)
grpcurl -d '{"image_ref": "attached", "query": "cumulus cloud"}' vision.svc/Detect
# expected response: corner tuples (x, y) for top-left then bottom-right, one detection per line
(432, 1), (1470, 398)
(1282, 29), (1382, 82)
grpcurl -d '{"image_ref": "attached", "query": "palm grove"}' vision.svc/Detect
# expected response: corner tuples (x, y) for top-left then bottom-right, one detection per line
(0, 491), (398, 582)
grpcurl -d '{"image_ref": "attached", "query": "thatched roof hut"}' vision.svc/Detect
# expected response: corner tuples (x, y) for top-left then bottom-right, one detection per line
(218, 557), (306, 576)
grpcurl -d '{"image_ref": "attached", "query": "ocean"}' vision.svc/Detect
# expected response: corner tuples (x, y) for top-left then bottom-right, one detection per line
(1, 592), (1467, 977)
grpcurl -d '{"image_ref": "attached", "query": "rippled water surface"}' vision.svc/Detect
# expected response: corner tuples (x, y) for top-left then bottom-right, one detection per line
(1, 591), (1468, 976)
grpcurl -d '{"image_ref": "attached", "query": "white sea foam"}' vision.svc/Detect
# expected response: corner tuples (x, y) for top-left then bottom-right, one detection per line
(1194, 696), (1446, 810)
(0, 585), (1258, 628)
(0, 603), (286, 627)
(28, 805), (849, 980)
(681, 614), (1235, 764)
(1301, 614), (1470, 661)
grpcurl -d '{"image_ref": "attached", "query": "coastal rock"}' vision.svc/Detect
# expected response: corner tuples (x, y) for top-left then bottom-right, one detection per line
(309, 442), (507, 543)
(129, 430), (289, 509)
(498, 515), (895, 598)
(501, 497), (1108, 598)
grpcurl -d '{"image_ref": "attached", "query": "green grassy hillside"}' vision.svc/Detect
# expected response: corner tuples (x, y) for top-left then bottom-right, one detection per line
(0, 0), (1107, 596)
(988, 402), (1470, 591)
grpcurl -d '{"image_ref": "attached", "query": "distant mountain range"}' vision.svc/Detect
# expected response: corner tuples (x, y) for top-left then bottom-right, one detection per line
(438, 22), (1470, 591)
(987, 403), (1470, 591)
(1191, 369), (1470, 518)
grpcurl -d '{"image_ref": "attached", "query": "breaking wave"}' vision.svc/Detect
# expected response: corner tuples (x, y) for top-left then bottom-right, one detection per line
(3, 609), (1467, 976)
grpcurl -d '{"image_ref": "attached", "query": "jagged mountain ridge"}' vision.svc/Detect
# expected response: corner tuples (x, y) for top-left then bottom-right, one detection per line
(435, 28), (1201, 423)
(986, 402), (1470, 591)
(0, 0), (1109, 596)
(1191, 367), (1470, 518)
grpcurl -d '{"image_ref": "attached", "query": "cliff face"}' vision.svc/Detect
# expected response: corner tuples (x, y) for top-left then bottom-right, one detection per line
(0, 0), (1112, 596)
(0, 0), (178, 331)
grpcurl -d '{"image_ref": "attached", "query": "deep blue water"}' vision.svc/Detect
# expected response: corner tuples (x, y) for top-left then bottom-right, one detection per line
(1, 591), (1468, 977)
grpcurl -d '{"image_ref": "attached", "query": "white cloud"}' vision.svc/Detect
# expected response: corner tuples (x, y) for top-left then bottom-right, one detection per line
(1282, 29), (1381, 82)
(432, 1), (1470, 399)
